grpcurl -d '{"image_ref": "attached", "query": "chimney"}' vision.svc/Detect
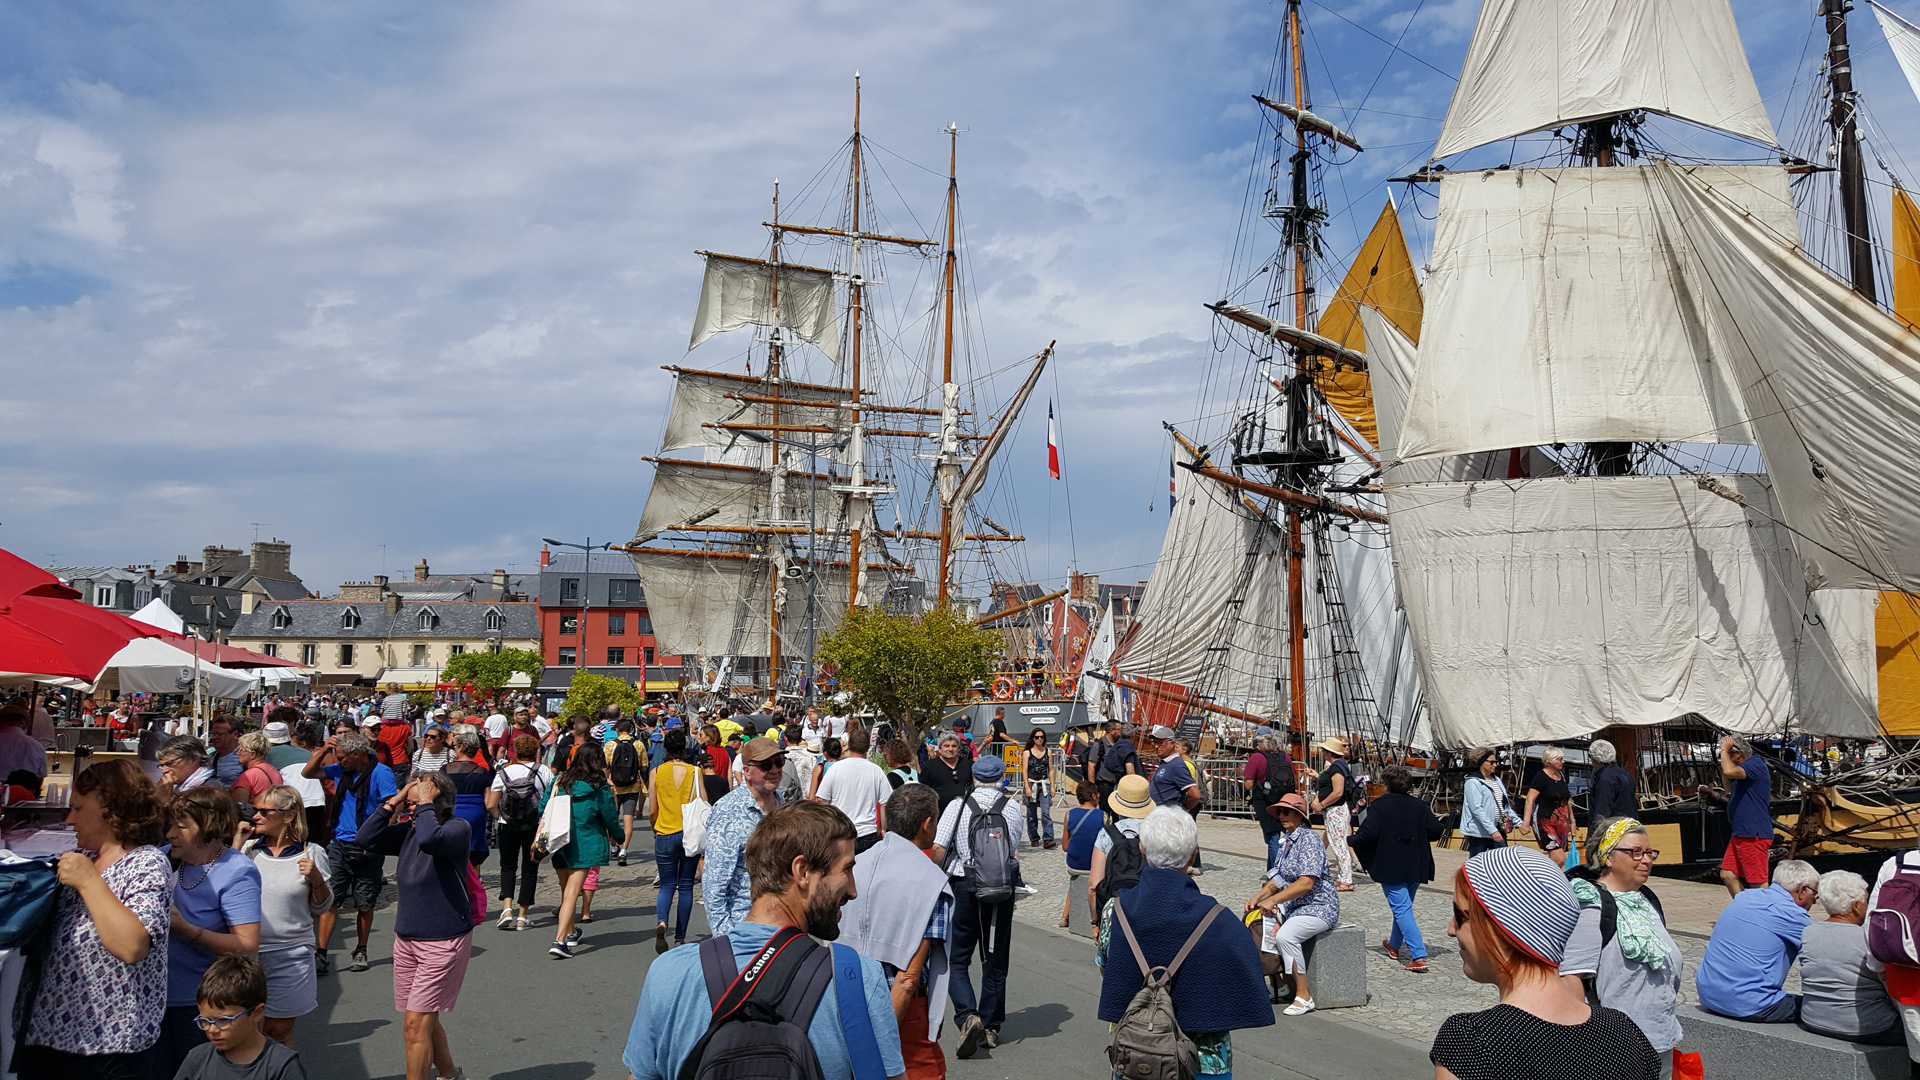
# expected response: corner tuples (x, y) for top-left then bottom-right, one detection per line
(373, 574), (389, 588)
(386, 592), (401, 615)
(173, 556), (191, 575)
(202, 545), (240, 567)
(414, 559), (430, 583)
(249, 540), (292, 580)
(540, 545), (551, 567)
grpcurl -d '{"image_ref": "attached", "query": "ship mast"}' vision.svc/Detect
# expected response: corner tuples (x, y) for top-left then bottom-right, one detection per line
(767, 181), (786, 687)
(936, 125), (963, 602)
(845, 77), (870, 612)
(1281, 0), (1311, 757)
(1825, 0), (1878, 301)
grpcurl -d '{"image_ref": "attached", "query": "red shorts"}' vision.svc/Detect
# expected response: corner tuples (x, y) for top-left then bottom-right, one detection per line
(1721, 835), (1771, 885)
(392, 932), (472, 1014)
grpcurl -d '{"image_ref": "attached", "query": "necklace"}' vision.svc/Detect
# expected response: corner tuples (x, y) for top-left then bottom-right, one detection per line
(180, 847), (224, 889)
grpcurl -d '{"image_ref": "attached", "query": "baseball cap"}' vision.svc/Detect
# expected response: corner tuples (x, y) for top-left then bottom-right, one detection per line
(1150, 724), (1178, 741)
(738, 737), (786, 767)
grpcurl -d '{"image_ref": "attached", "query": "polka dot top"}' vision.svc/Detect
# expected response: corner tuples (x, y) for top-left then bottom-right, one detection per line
(1430, 1004), (1660, 1080)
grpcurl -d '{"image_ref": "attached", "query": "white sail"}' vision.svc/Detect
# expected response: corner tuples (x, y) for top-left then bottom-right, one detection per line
(1400, 165), (1794, 459)
(636, 460), (839, 539)
(1654, 162), (1920, 592)
(689, 254), (840, 360)
(660, 369), (850, 465)
(1386, 475), (1879, 746)
(1874, 1), (1920, 109)
(1111, 444), (1288, 717)
(943, 351), (1049, 557)
(1435, 0), (1776, 159)
(630, 548), (886, 659)
(1079, 604), (1123, 723)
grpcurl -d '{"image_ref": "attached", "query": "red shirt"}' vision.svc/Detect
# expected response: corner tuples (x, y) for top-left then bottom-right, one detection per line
(376, 719), (412, 768)
(230, 762), (283, 806)
(707, 745), (730, 776)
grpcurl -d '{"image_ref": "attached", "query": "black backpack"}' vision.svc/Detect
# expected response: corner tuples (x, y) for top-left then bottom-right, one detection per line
(1568, 876), (1666, 1005)
(964, 793), (1020, 904)
(1095, 822), (1146, 914)
(1250, 751), (1296, 811)
(499, 766), (543, 831)
(609, 736), (642, 788)
(679, 927), (832, 1080)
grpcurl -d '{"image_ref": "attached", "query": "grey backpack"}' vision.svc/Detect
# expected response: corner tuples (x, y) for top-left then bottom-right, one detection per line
(1107, 900), (1224, 1080)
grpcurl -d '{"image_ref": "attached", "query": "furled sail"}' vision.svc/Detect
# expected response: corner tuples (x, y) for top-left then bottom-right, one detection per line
(659, 368), (852, 465)
(1654, 162), (1920, 592)
(1312, 199), (1426, 447)
(630, 548), (885, 659)
(1079, 604), (1125, 724)
(1400, 165), (1794, 459)
(943, 350), (1048, 557)
(1875, 0), (1920, 109)
(1110, 444), (1289, 717)
(1386, 475), (1879, 746)
(688, 253), (840, 360)
(1434, 0), (1777, 160)
(636, 459), (840, 539)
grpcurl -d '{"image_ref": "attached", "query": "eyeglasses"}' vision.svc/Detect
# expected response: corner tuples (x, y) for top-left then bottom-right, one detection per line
(1612, 848), (1660, 862)
(194, 1010), (251, 1032)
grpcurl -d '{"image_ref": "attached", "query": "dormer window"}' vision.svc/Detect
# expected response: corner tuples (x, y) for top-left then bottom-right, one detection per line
(270, 606), (292, 630)
(340, 607), (362, 630)
(417, 607), (439, 631)
(485, 608), (504, 631)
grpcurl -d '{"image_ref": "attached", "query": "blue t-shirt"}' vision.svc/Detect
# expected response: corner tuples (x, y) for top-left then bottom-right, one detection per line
(1728, 755), (1772, 838)
(1695, 883), (1810, 1018)
(1065, 806), (1101, 871)
(1148, 756), (1198, 807)
(323, 762), (399, 836)
(168, 847), (263, 1005)
(622, 920), (905, 1080)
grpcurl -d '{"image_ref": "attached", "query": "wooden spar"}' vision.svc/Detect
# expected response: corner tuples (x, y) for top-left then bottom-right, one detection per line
(1100, 671), (1273, 727)
(761, 221), (935, 250)
(1165, 430), (1387, 525)
(1209, 303), (1367, 371)
(721, 392), (960, 417)
(1826, 0), (1877, 301)
(662, 365), (865, 398)
(1252, 95), (1363, 153)
(974, 587), (1068, 627)
(704, 422), (941, 439)
(1285, 0), (1311, 758)
(937, 125), (960, 604)
(635, 524), (1022, 541)
(692, 251), (839, 278)
(846, 76), (868, 618)
(641, 456), (842, 484)
(621, 546), (891, 572)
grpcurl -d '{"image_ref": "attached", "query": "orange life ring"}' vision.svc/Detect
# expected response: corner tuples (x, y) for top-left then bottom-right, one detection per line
(991, 676), (1016, 701)
(1056, 674), (1078, 697)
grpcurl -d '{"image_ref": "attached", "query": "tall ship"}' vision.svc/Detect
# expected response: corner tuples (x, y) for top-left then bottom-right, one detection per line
(625, 82), (1049, 706)
(1104, 0), (1920, 869)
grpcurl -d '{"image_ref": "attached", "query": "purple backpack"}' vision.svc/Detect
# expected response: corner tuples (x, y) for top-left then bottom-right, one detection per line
(1868, 851), (1920, 966)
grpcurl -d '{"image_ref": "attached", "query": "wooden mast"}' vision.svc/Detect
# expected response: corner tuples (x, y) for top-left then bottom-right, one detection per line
(937, 125), (960, 603)
(767, 180), (784, 688)
(1825, 0), (1878, 301)
(1283, 0), (1310, 759)
(845, 76), (868, 613)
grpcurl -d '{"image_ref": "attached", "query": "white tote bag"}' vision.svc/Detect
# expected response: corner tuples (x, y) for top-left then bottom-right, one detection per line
(535, 789), (572, 858)
(680, 764), (712, 856)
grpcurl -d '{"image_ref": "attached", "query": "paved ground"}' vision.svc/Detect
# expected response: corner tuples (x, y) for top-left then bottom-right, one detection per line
(294, 810), (1775, 1077)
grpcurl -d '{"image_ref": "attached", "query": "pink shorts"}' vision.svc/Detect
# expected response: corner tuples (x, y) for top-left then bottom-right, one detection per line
(392, 932), (473, 1014)
(584, 866), (599, 890)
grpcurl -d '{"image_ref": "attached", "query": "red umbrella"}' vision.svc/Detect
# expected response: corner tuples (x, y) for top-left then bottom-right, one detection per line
(0, 619), (97, 681)
(153, 635), (301, 668)
(0, 550), (81, 602)
(0, 592), (166, 680)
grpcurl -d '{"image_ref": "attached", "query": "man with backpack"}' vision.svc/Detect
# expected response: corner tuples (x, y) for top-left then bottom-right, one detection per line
(1243, 731), (1295, 870)
(928, 755), (1025, 1059)
(1092, 721), (1140, 824)
(621, 800), (906, 1080)
(604, 716), (646, 867)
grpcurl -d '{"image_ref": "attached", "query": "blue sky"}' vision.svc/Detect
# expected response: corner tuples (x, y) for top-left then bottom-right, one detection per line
(3, 0), (1918, 597)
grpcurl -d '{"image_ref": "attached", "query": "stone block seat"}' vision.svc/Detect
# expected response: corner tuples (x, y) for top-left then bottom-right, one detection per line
(1676, 1004), (1909, 1080)
(1299, 923), (1368, 1009)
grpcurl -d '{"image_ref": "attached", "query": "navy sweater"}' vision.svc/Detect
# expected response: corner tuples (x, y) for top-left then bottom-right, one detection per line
(1098, 867), (1275, 1033)
(357, 803), (473, 940)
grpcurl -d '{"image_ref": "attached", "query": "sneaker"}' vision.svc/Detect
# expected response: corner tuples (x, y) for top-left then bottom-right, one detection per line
(1381, 939), (1400, 961)
(1403, 958), (1430, 973)
(617, 849), (629, 867)
(349, 947), (369, 973)
(315, 949), (330, 975)
(549, 940), (573, 959)
(1013, 884), (1039, 898)
(955, 1014), (986, 1059)
(1283, 997), (1316, 1016)
(497, 909), (516, 931)
(565, 929), (582, 947)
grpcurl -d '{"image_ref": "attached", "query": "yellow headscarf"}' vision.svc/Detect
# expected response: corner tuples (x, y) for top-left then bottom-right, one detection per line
(1596, 817), (1642, 864)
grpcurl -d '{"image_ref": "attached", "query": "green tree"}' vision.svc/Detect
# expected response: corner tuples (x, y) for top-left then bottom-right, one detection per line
(440, 648), (544, 704)
(815, 604), (1000, 737)
(558, 670), (641, 720)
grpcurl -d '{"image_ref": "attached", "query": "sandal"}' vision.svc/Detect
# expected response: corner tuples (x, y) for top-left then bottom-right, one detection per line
(579, 914), (596, 923)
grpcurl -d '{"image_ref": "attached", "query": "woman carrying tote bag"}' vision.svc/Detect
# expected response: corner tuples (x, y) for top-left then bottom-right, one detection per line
(645, 729), (703, 952)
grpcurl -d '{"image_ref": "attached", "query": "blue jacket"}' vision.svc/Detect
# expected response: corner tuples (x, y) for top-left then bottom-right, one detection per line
(1097, 867), (1274, 1034)
(1348, 791), (1443, 884)
(357, 803), (473, 941)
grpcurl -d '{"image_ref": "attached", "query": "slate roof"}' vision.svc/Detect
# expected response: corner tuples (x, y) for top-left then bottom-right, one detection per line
(231, 600), (539, 641)
(543, 552), (638, 575)
(252, 578), (309, 601)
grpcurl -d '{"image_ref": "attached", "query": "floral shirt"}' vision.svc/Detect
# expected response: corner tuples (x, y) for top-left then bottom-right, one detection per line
(26, 845), (172, 1054)
(1269, 825), (1340, 925)
(701, 784), (783, 938)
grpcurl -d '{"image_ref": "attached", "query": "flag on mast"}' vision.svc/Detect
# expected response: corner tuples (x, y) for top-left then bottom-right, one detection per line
(1047, 400), (1061, 479)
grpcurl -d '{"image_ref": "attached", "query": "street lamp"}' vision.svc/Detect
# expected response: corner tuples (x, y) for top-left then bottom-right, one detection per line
(543, 537), (611, 683)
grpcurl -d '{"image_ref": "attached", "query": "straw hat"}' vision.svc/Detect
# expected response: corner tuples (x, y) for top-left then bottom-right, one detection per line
(1108, 774), (1153, 819)
(1315, 735), (1350, 756)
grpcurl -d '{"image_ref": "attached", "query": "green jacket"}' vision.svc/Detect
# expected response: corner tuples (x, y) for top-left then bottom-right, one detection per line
(539, 780), (622, 869)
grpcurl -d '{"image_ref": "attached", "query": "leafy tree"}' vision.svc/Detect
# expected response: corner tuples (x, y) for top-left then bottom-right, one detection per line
(440, 648), (544, 704)
(815, 604), (1000, 737)
(558, 670), (641, 720)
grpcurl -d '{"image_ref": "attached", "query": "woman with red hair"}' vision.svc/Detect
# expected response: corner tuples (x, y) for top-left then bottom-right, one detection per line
(1433, 846), (1660, 1080)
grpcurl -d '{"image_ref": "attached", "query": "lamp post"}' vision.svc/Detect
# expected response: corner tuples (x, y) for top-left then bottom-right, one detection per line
(543, 537), (611, 688)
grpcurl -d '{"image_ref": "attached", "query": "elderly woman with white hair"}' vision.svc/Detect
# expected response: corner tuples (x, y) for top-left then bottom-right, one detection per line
(1521, 747), (1574, 863)
(1098, 806), (1272, 1079)
(1798, 869), (1901, 1044)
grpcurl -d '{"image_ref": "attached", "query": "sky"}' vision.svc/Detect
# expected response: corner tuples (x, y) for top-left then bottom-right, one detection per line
(4, 0), (1920, 599)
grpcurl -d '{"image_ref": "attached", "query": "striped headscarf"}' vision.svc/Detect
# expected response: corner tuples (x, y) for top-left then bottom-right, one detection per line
(1461, 846), (1583, 965)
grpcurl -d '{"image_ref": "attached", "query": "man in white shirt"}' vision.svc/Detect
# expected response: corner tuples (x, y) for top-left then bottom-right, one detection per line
(813, 726), (891, 852)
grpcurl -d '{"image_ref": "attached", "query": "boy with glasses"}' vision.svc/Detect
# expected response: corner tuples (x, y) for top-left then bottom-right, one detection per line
(177, 955), (307, 1079)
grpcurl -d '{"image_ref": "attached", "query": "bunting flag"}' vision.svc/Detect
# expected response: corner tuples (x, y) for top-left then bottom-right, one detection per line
(1047, 401), (1061, 479)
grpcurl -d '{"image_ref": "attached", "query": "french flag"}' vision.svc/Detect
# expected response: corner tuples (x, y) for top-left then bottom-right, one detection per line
(1047, 400), (1061, 479)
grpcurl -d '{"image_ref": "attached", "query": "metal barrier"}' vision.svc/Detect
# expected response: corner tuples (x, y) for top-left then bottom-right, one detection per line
(1198, 755), (1253, 817)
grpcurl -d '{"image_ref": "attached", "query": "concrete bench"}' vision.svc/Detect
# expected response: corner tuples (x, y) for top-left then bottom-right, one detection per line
(1297, 924), (1368, 1009)
(1676, 1004), (1909, 1080)
(1066, 869), (1093, 938)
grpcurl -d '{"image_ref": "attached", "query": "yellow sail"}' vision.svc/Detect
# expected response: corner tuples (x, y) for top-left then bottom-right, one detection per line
(1881, 185), (1920, 735)
(1316, 199), (1424, 449)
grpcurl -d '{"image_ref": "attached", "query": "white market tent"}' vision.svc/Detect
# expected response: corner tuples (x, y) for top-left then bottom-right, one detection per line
(102, 638), (255, 699)
(129, 599), (186, 634)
